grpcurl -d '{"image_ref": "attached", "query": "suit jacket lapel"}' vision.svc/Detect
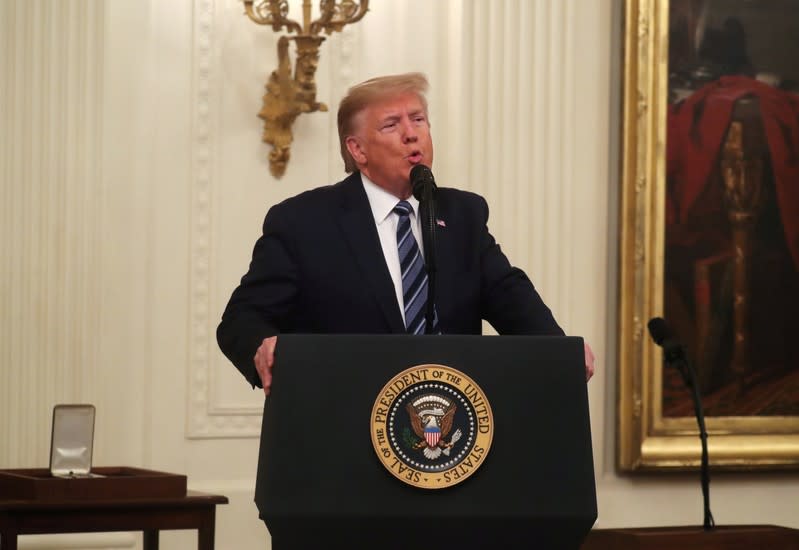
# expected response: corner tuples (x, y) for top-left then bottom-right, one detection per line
(335, 173), (406, 333)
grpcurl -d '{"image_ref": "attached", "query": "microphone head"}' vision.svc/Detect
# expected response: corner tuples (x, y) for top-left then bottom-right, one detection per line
(410, 164), (435, 201)
(648, 316), (690, 376)
(647, 317), (671, 347)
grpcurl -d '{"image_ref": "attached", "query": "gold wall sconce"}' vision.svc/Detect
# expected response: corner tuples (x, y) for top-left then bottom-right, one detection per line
(243, 0), (370, 178)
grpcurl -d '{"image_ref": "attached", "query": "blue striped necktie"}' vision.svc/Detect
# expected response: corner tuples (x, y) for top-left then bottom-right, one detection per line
(394, 200), (436, 334)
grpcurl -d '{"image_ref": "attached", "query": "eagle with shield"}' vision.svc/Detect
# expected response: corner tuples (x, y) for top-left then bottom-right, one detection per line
(406, 393), (463, 460)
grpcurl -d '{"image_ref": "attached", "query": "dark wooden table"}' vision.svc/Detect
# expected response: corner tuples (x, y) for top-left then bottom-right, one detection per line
(0, 490), (228, 550)
(581, 524), (799, 550)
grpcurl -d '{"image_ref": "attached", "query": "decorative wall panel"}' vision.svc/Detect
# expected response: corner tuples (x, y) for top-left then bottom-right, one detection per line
(0, 0), (105, 468)
(186, 0), (589, 437)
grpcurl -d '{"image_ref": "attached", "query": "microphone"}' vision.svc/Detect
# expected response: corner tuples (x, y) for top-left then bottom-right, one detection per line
(410, 164), (436, 201)
(647, 317), (715, 531)
(408, 164), (437, 334)
(646, 316), (671, 346)
(647, 317), (688, 381)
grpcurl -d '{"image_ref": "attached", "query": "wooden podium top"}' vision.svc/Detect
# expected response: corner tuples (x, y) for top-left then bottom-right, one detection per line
(581, 525), (799, 550)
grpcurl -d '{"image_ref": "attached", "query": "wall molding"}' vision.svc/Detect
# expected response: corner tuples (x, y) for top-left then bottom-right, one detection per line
(186, 1), (370, 439)
(187, 0), (263, 438)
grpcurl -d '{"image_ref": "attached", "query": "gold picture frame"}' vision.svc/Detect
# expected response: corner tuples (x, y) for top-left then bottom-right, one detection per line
(618, 0), (799, 471)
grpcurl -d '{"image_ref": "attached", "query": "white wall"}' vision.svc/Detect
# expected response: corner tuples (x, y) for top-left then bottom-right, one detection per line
(1, 1), (796, 549)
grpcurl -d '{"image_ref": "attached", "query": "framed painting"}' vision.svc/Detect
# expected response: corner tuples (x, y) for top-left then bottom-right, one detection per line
(618, 0), (799, 470)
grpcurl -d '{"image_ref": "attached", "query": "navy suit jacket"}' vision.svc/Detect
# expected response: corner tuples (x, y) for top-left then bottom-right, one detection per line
(217, 172), (563, 386)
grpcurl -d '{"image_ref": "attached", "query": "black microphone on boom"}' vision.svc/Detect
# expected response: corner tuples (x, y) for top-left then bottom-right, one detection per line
(647, 317), (690, 385)
(647, 316), (715, 531)
(410, 164), (436, 201)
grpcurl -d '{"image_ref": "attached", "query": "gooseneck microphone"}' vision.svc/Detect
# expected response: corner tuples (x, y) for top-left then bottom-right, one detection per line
(410, 164), (436, 201)
(647, 317), (690, 385)
(409, 164), (437, 334)
(647, 317), (715, 531)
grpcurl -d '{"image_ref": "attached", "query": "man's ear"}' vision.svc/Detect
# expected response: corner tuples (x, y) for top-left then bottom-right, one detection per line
(345, 136), (366, 166)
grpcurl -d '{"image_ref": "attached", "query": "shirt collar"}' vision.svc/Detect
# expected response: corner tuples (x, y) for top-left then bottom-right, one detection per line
(360, 173), (420, 225)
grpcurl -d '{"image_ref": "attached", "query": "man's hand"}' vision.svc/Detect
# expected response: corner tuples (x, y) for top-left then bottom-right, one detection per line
(254, 335), (277, 396)
(584, 341), (596, 382)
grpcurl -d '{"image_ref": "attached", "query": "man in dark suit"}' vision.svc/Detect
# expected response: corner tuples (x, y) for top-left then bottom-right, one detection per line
(217, 73), (595, 393)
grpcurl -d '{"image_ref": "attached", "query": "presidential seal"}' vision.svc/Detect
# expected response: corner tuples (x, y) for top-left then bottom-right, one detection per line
(370, 364), (493, 489)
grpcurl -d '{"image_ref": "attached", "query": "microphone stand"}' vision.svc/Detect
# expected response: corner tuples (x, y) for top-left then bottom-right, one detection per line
(666, 346), (715, 531)
(418, 184), (437, 334)
(684, 358), (714, 531)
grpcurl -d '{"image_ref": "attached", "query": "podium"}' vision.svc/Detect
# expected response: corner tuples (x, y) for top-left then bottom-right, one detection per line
(255, 335), (597, 549)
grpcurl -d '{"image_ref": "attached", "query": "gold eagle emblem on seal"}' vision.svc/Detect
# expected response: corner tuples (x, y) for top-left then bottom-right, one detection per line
(370, 364), (493, 489)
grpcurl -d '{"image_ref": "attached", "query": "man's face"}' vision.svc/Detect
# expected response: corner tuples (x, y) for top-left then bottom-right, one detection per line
(346, 92), (434, 198)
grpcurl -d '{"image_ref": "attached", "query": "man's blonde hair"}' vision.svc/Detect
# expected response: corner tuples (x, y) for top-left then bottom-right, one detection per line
(337, 73), (429, 173)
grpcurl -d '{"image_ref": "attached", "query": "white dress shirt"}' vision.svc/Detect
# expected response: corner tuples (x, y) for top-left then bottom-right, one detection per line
(360, 174), (424, 325)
